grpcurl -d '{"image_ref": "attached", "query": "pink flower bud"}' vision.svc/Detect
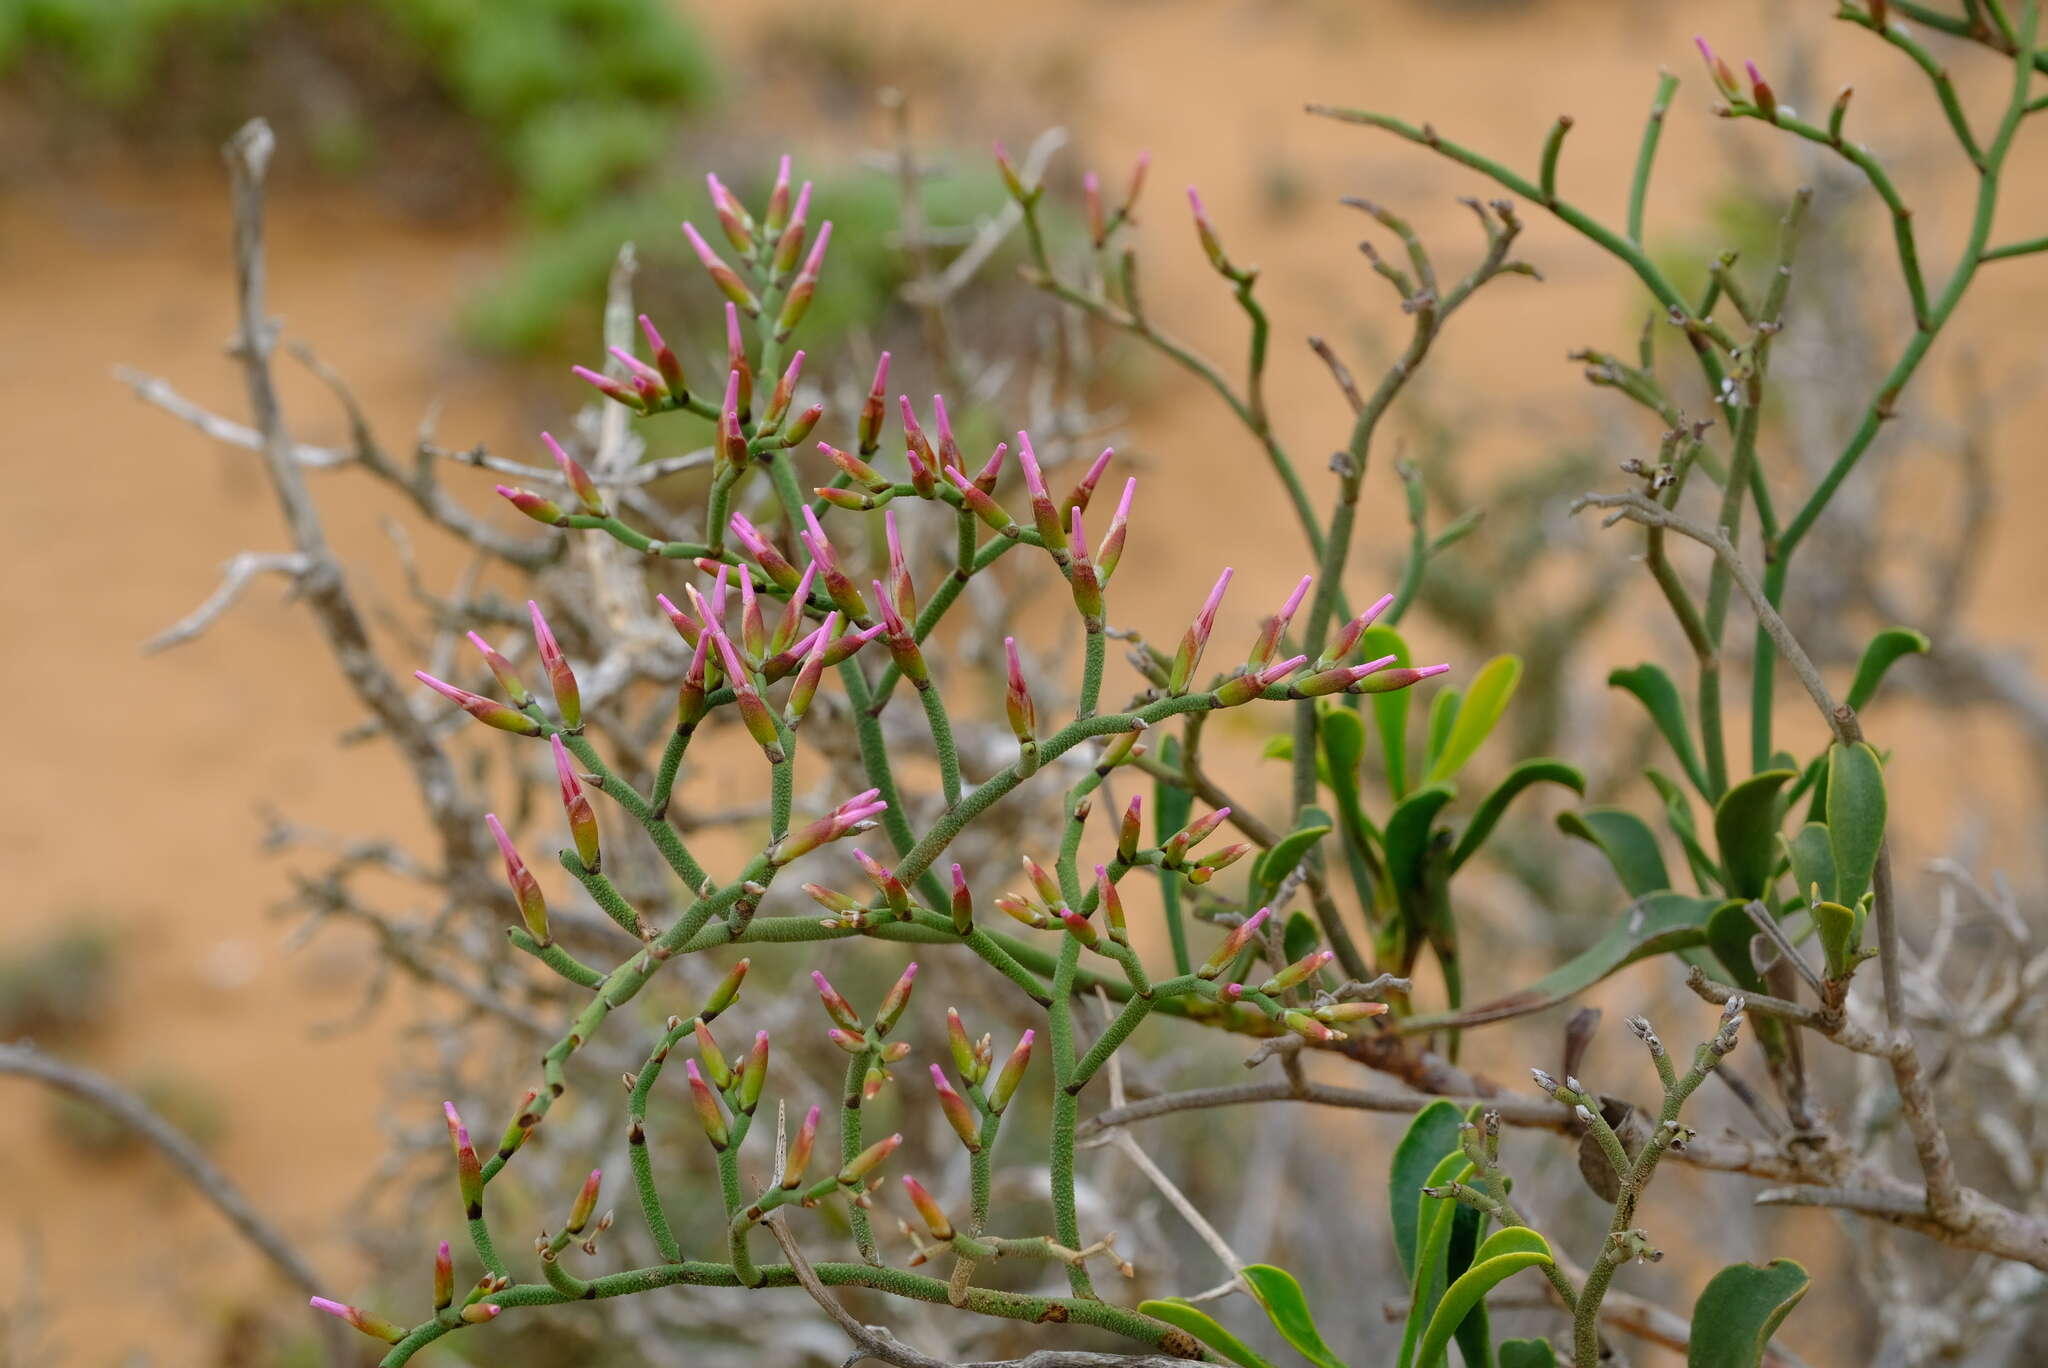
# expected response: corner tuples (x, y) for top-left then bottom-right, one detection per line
(607, 345), (671, 407)
(994, 141), (1027, 200)
(571, 363), (644, 412)
(930, 1064), (982, 1151)
(550, 735), (601, 872)
(782, 1103), (820, 1188)
(972, 440), (1006, 495)
(1062, 446), (1115, 522)
(566, 1168), (603, 1234)
(943, 465), (1017, 535)
(738, 1030), (770, 1114)
(773, 179), (813, 275)
(1066, 507), (1104, 624)
(1095, 865), (1128, 945)
(949, 864), (974, 935)
(1164, 807), (1230, 865)
(783, 610), (836, 727)
(820, 441), (889, 494)
(1188, 185), (1230, 273)
(466, 632), (531, 706)
(701, 957), (749, 1020)
(682, 220), (760, 314)
(1015, 431), (1066, 551)
(1187, 841), (1252, 885)
(496, 483), (568, 526)
(1118, 795), (1143, 863)
(990, 1029), (1033, 1112)
(1323, 591), (1396, 666)
(1095, 477), (1136, 584)
(1059, 906), (1100, 949)
(486, 813), (550, 943)
(1197, 906), (1271, 979)
(902, 1175), (955, 1240)
(719, 369), (749, 469)
(684, 1060), (729, 1149)
(1168, 568), (1233, 694)
(1744, 58), (1777, 119)
(1258, 948), (1335, 996)
(1248, 575), (1312, 670)
(709, 618), (785, 763)
(875, 962), (918, 1034)
(434, 1240), (454, 1310)
(694, 1017), (733, 1089)
(1350, 662), (1452, 694)
(1022, 854), (1064, 910)
(994, 892), (1048, 929)
(884, 509), (917, 622)
(838, 1132), (901, 1184)
(706, 172), (755, 254)
(775, 221), (831, 340)
(946, 1006), (981, 1082)
(1084, 170), (1106, 247)
(309, 1297), (405, 1344)
(812, 970), (862, 1031)
(738, 566), (767, 661)
(1695, 36), (1739, 97)
(444, 1100), (483, 1216)
(458, 1302), (501, 1325)
(1283, 1010), (1341, 1042)
(854, 848), (912, 913)
(414, 671), (541, 736)
(637, 313), (686, 396)
(1314, 999), (1391, 1024)
(764, 350), (805, 428)
(799, 507), (871, 621)
(526, 601), (582, 728)
(1003, 637), (1037, 747)
(764, 154), (794, 233)
(858, 352), (890, 455)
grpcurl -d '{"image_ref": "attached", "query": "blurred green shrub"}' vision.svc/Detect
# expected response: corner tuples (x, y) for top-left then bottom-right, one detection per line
(0, 0), (715, 216)
(0, 926), (116, 1039)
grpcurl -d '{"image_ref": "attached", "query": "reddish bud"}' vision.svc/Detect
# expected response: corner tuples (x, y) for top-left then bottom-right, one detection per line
(990, 1030), (1033, 1112)
(1003, 637), (1037, 750)
(1164, 807), (1230, 865)
(1259, 949), (1335, 996)
(943, 466), (1017, 535)
(1168, 568), (1233, 693)
(1187, 841), (1252, 885)
(838, 1132), (901, 1184)
(1118, 795), (1143, 863)
(854, 848), (912, 914)
(496, 483), (567, 527)
(902, 1175), (955, 1240)
(309, 1297), (405, 1344)
(884, 509), (917, 622)
(719, 369), (749, 468)
(1095, 865), (1128, 945)
(993, 141), (1028, 200)
(782, 1104), (820, 1188)
(812, 970), (862, 1031)
(414, 671), (541, 736)
(637, 313), (686, 396)
(772, 180), (813, 275)
(1058, 906), (1100, 949)
(738, 1031), (770, 1114)
(1314, 999), (1391, 1023)
(858, 353), (891, 455)
(783, 610), (837, 727)
(566, 1168), (603, 1234)
(1350, 662), (1452, 694)
(1695, 36), (1739, 97)
(459, 1303), (501, 1325)
(799, 507), (870, 621)
(949, 863), (974, 935)
(445, 1101), (483, 1215)
(684, 1060), (729, 1149)
(465, 632), (531, 707)
(1095, 477), (1136, 584)
(930, 1065), (982, 1151)
(1323, 591), (1396, 666)
(1197, 906), (1271, 979)
(995, 892), (1048, 929)
(1744, 58), (1777, 119)
(771, 789), (887, 864)
(1188, 186), (1231, 273)
(551, 735), (601, 871)
(487, 813), (550, 943)
(946, 1006), (981, 1082)
(571, 364), (644, 412)
(433, 1240), (454, 1310)
(1062, 446), (1115, 523)
(776, 221), (831, 340)
(1249, 575), (1312, 670)
(682, 220), (760, 314)
(694, 1018), (733, 1089)
(875, 961), (918, 1034)
(528, 600), (582, 728)
(706, 172), (755, 254)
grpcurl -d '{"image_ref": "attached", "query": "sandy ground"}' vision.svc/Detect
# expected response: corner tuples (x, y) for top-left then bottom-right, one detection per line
(2, 0), (2045, 1362)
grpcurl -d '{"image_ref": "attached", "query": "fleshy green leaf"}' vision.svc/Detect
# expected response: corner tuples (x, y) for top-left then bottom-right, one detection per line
(1425, 687), (1464, 778)
(1686, 1260), (1810, 1368)
(1386, 785), (1458, 893)
(1365, 626), (1414, 799)
(1402, 893), (1719, 1031)
(1427, 655), (1523, 784)
(1402, 1152), (1477, 1368)
(1646, 767), (1725, 891)
(1610, 662), (1709, 795)
(1845, 627), (1930, 712)
(1391, 1101), (1467, 1278)
(1416, 1227), (1554, 1368)
(1242, 1265), (1346, 1368)
(1705, 898), (1768, 994)
(1500, 1340), (1560, 1368)
(1257, 817), (1334, 900)
(1283, 911), (1321, 966)
(1826, 742), (1887, 908)
(1136, 1298), (1280, 1368)
(1712, 769), (1795, 899)
(1812, 898), (1866, 981)
(1557, 808), (1671, 897)
(1781, 823), (1837, 908)
(1450, 757), (1584, 872)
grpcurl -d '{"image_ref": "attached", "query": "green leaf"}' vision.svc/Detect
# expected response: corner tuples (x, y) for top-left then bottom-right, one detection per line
(1845, 627), (1930, 712)
(1242, 1265), (1347, 1368)
(1610, 663), (1709, 795)
(1416, 1227), (1554, 1368)
(1499, 1340), (1559, 1368)
(1712, 769), (1795, 899)
(1812, 898), (1865, 981)
(1826, 742), (1887, 908)
(1283, 911), (1321, 966)
(1425, 687), (1465, 778)
(1262, 735), (1295, 761)
(1257, 817), (1335, 900)
(1136, 1299), (1281, 1368)
(1427, 655), (1523, 784)
(1402, 1152), (1477, 1368)
(1386, 785), (1458, 893)
(1705, 898), (1768, 994)
(1686, 1260), (1810, 1368)
(1781, 823), (1836, 907)
(1646, 767), (1724, 891)
(1402, 892), (1719, 1031)
(1390, 1101), (1467, 1278)
(1366, 626), (1414, 799)
(1450, 758), (1585, 872)
(1556, 808), (1671, 897)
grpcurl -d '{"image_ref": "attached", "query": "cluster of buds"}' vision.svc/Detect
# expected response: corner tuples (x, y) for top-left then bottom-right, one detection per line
(1160, 806), (1250, 885)
(934, 1005), (1035, 1151)
(814, 964), (920, 1098)
(800, 840), (912, 929)
(683, 1020), (773, 1150)
(768, 789), (889, 867)
(419, 599), (586, 737)
(1081, 148), (1150, 248)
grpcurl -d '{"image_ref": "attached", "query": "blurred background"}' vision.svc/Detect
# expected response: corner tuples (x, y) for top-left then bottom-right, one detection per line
(2, 0), (2046, 1363)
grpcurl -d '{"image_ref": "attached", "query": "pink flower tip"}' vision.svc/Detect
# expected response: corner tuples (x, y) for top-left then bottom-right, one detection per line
(309, 1297), (349, 1318)
(1415, 662), (1452, 678)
